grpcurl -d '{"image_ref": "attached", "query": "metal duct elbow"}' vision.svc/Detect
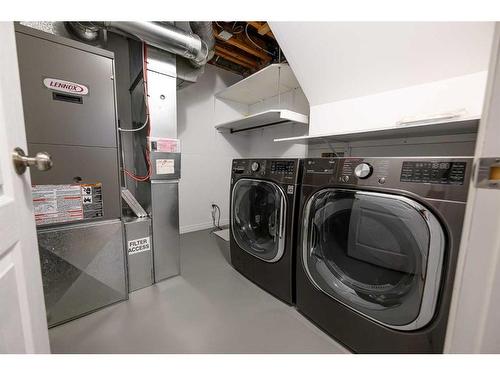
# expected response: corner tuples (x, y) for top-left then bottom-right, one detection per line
(64, 22), (101, 42)
(66, 21), (214, 67)
(189, 22), (215, 63)
(96, 21), (212, 67)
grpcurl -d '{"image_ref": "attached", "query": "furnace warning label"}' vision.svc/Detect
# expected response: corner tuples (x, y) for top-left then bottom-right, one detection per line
(80, 183), (104, 220)
(32, 183), (103, 225)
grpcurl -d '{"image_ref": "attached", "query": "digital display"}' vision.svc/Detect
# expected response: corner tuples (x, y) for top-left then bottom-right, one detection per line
(271, 161), (295, 175)
(400, 161), (466, 185)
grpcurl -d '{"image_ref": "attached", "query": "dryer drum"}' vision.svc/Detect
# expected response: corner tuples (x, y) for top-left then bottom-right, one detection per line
(302, 189), (445, 330)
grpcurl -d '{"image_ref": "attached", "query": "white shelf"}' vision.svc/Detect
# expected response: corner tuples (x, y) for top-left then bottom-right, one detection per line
(215, 109), (309, 133)
(274, 118), (480, 144)
(214, 63), (309, 134)
(215, 63), (302, 105)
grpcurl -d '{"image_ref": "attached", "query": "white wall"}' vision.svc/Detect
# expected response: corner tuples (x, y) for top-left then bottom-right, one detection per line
(308, 133), (477, 158)
(241, 124), (308, 158)
(309, 72), (488, 135)
(177, 65), (309, 233)
(177, 65), (244, 233)
(270, 22), (494, 135)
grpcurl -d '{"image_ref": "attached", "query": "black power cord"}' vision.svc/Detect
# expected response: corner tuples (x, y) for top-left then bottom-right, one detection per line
(211, 204), (223, 231)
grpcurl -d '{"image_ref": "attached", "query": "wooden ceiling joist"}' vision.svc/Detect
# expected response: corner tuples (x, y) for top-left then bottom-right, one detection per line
(215, 53), (255, 70)
(214, 50), (257, 70)
(248, 22), (275, 39)
(214, 45), (259, 68)
(215, 33), (272, 62)
(211, 21), (279, 76)
(257, 23), (271, 36)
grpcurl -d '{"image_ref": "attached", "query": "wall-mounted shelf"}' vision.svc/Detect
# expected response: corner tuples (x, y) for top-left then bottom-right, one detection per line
(214, 63), (309, 133)
(274, 118), (480, 144)
(215, 63), (302, 105)
(215, 109), (308, 133)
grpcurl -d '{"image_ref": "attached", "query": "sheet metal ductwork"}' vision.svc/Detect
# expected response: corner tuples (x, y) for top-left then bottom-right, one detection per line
(65, 21), (214, 67)
(188, 21), (215, 62)
(64, 22), (101, 42)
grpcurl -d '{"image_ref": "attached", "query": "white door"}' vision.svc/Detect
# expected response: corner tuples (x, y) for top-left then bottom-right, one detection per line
(0, 22), (50, 353)
(445, 22), (500, 353)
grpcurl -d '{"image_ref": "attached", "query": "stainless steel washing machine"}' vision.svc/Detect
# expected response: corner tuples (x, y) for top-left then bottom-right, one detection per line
(297, 157), (472, 353)
(230, 159), (301, 304)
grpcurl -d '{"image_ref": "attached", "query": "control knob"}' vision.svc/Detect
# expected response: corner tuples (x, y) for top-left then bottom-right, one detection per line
(354, 163), (373, 179)
(251, 161), (260, 172)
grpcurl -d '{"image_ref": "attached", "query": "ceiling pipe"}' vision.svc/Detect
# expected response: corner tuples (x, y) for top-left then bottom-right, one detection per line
(64, 22), (101, 42)
(64, 21), (214, 67)
(189, 21), (215, 63)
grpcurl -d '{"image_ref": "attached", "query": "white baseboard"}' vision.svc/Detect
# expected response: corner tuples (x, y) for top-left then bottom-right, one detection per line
(180, 219), (229, 234)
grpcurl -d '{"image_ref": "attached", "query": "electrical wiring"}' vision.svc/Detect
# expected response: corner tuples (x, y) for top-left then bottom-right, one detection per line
(232, 22), (243, 34)
(215, 21), (243, 36)
(211, 204), (222, 230)
(118, 114), (149, 132)
(244, 23), (274, 56)
(122, 42), (152, 182)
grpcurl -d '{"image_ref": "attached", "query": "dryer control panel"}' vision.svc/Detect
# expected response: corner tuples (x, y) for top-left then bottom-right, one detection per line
(302, 157), (472, 202)
(400, 161), (467, 185)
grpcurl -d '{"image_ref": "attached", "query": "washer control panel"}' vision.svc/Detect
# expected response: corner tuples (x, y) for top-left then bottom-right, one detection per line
(400, 161), (467, 185)
(231, 159), (299, 184)
(270, 160), (295, 175)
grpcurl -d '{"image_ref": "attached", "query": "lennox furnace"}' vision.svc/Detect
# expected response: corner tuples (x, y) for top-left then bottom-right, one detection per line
(15, 23), (183, 326)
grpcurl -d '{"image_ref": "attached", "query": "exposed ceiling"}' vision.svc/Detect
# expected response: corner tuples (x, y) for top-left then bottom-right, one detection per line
(209, 22), (282, 76)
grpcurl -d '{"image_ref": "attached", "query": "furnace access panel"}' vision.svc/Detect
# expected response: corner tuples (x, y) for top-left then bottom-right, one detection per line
(16, 28), (121, 224)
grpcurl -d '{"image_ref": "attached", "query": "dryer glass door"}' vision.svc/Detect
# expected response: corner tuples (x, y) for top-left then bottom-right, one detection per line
(232, 179), (286, 262)
(302, 189), (445, 331)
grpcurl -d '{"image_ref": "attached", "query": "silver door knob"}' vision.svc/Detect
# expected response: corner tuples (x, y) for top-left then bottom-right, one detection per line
(12, 147), (53, 175)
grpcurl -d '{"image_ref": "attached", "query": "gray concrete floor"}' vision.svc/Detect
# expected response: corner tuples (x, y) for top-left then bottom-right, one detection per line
(49, 229), (349, 353)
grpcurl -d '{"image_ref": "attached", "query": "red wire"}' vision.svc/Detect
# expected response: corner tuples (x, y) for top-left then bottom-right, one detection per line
(123, 42), (152, 182)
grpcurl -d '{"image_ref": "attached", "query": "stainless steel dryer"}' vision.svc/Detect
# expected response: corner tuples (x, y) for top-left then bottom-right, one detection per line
(230, 159), (301, 304)
(297, 157), (472, 353)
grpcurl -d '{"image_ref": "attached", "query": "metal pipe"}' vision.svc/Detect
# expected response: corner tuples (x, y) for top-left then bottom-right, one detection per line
(101, 21), (209, 67)
(64, 22), (101, 42)
(65, 21), (213, 67)
(189, 21), (215, 62)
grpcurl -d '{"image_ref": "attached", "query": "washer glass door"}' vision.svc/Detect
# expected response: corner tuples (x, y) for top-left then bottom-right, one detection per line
(302, 189), (445, 330)
(232, 179), (286, 262)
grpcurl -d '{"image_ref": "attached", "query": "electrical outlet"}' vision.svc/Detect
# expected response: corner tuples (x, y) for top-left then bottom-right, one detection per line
(210, 202), (221, 229)
(210, 203), (217, 219)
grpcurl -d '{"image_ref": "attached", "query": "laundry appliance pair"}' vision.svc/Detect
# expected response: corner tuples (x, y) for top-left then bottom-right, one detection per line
(229, 157), (472, 353)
